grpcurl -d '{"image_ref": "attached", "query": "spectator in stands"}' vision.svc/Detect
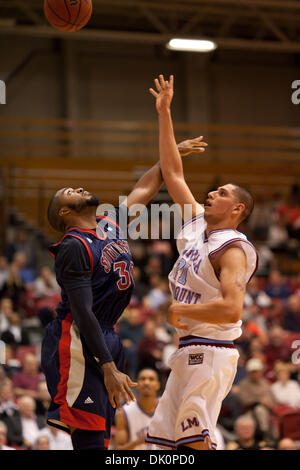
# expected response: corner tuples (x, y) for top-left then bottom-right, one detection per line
(6, 229), (37, 270)
(277, 437), (297, 450)
(119, 308), (144, 379)
(0, 420), (15, 451)
(145, 277), (170, 310)
(0, 366), (11, 388)
(248, 194), (274, 241)
(153, 309), (172, 344)
(14, 395), (45, 449)
(238, 358), (275, 440)
(284, 294), (300, 332)
(1, 311), (30, 347)
(244, 277), (272, 309)
(13, 252), (36, 285)
(267, 214), (289, 250)
(12, 353), (44, 399)
(33, 267), (59, 299)
(226, 415), (261, 450)
(131, 266), (148, 303)
(0, 257), (9, 291)
(0, 298), (13, 334)
(33, 434), (50, 450)
(264, 326), (290, 379)
(137, 320), (166, 372)
(143, 255), (163, 283)
(264, 269), (292, 301)
(0, 263), (26, 310)
(271, 362), (300, 408)
(36, 424), (73, 450)
(35, 380), (51, 417)
(243, 305), (269, 344)
(276, 195), (300, 240)
(0, 381), (18, 418)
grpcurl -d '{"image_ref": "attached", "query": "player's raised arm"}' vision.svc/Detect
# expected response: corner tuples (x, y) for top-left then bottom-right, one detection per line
(167, 246), (247, 326)
(124, 136), (207, 211)
(149, 74), (207, 221)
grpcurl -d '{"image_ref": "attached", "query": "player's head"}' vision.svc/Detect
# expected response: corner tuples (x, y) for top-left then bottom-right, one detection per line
(47, 187), (99, 232)
(137, 368), (160, 398)
(204, 183), (254, 227)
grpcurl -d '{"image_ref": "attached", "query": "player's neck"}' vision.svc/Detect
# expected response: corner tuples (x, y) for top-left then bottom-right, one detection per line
(66, 212), (97, 230)
(138, 396), (158, 415)
(206, 221), (236, 235)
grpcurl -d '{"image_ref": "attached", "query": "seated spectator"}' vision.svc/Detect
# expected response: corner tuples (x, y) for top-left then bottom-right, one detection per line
(226, 415), (262, 450)
(154, 310), (172, 344)
(145, 277), (170, 310)
(35, 381), (51, 417)
(0, 298), (13, 335)
(277, 437), (297, 450)
(1, 311), (30, 348)
(14, 395), (45, 449)
(243, 306), (269, 345)
(264, 326), (290, 380)
(284, 295), (300, 332)
(11, 353), (44, 399)
(143, 255), (162, 283)
(12, 252), (36, 285)
(271, 362), (300, 408)
(33, 434), (50, 450)
(131, 266), (148, 303)
(267, 214), (289, 250)
(238, 358), (275, 440)
(0, 381), (18, 418)
(37, 424), (73, 450)
(264, 270), (292, 301)
(137, 320), (166, 372)
(6, 229), (37, 270)
(244, 277), (272, 310)
(0, 257), (9, 291)
(33, 267), (59, 299)
(0, 263), (26, 311)
(0, 420), (15, 450)
(119, 308), (144, 379)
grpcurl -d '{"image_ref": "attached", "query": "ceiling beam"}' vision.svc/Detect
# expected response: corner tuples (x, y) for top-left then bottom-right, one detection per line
(1, 25), (300, 53)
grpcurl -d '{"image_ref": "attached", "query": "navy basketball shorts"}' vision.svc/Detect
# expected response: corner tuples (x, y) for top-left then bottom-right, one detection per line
(41, 314), (124, 449)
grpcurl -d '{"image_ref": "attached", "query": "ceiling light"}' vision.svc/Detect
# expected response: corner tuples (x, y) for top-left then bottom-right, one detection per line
(166, 38), (217, 53)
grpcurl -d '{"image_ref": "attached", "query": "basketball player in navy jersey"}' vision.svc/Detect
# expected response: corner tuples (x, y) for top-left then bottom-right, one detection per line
(41, 138), (207, 451)
(146, 75), (257, 450)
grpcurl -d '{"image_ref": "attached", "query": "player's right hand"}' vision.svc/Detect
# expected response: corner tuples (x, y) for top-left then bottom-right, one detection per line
(102, 362), (137, 409)
(149, 74), (174, 114)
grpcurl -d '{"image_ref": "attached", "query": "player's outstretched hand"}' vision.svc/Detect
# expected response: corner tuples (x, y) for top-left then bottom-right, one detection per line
(102, 362), (137, 409)
(178, 136), (208, 157)
(167, 302), (189, 330)
(149, 74), (174, 114)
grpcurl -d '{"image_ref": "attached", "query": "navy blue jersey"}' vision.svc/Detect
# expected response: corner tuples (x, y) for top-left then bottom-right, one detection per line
(49, 210), (134, 328)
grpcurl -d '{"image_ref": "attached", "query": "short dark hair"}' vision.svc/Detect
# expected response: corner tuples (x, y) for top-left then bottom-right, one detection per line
(232, 184), (254, 223)
(47, 192), (64, 232)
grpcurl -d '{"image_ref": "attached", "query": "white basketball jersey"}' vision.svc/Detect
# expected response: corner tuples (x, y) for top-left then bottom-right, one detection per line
(122, 401), (157, 450)
(168, 207), (258, 341)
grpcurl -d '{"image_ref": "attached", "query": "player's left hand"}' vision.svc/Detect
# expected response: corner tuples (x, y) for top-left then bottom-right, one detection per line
(178, 136), (208, 157)
(167, 302), (189, 329)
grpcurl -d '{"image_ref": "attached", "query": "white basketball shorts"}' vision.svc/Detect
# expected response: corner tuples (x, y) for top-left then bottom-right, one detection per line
(146, 336), (239, 449)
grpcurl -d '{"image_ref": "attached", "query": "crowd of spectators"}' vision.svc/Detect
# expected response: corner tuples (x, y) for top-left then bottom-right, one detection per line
(0, 186), (300, 450)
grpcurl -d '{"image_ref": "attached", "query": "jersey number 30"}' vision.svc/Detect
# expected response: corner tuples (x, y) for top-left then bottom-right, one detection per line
(113, 261), (134, 290)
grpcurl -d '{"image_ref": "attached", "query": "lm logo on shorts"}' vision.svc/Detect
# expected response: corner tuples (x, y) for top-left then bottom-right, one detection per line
(188, 353), (204, 365)
(181, 417), (199, 433)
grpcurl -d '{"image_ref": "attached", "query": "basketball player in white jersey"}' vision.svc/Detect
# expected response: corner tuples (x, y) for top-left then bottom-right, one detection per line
(145, 75), (258, 451)
(114, 369), (160, 450)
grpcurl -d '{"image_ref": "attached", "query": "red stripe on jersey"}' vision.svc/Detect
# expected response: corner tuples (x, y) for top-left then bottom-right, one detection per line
(54, 313), (73, 405)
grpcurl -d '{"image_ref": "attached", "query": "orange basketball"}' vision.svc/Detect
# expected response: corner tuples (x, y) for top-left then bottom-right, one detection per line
(44, 0), (93, 32)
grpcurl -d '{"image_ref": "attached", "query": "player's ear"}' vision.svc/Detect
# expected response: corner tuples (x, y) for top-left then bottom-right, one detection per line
(59, 206), (71, 217)
(233, 202), (245, 219)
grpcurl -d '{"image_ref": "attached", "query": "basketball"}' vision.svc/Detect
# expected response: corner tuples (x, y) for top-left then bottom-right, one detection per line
(44, 0), (93, 32)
